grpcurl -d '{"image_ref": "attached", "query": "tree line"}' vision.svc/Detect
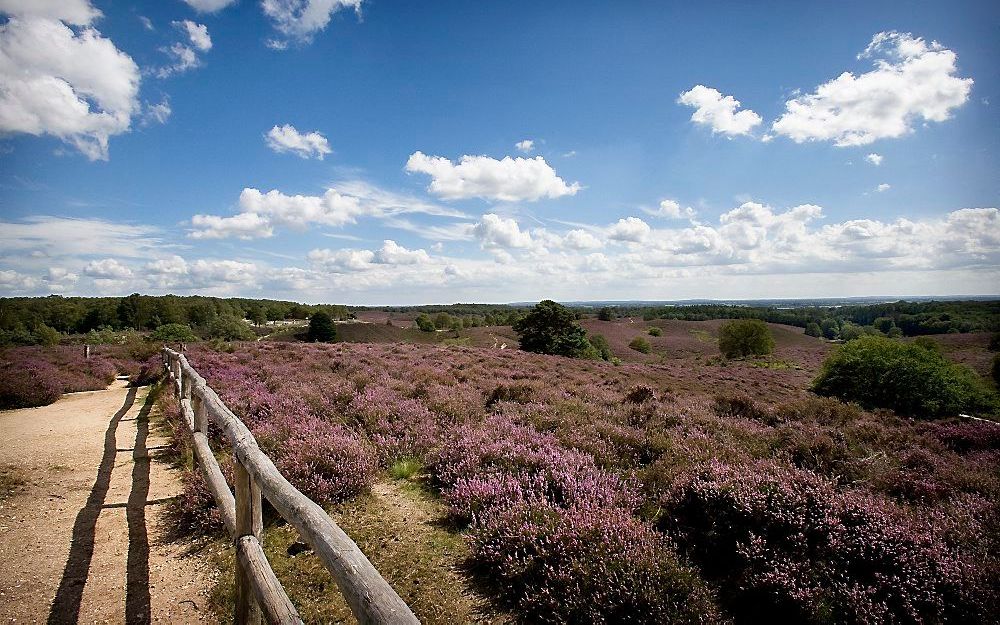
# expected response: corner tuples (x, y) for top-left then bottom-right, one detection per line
(0, 294), (353, 346)
(617, 300), (999, 338)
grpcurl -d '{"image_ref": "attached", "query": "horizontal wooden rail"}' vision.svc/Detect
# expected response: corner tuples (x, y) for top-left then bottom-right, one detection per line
(163, 348), (419, 625)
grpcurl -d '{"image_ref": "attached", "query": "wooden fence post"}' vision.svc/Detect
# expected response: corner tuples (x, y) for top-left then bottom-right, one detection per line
(193, 393), (207, 435)
(235, 458), (263, 625)
(84, 344), (91, 360)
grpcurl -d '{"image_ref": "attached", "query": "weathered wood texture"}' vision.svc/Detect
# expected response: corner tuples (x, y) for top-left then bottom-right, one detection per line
(163, 348), (419, 625)
(235, 459), (264, 625)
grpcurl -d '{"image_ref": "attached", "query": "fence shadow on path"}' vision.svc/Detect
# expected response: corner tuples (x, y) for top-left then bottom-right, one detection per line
(47, 386), (155, 625)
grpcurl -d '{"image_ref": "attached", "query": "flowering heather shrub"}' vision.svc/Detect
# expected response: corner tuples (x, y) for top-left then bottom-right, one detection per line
(429, 413), (638, 521)
(347, 385), (439, 464)
(931, 418), (1000, 452)
(661, 460), (998, 624)
(0, 346), (124, 408)
(712, 392), (777, 425)
(271, 425), (376, 503)
(0, 359), (63, 408)
(470, 501), (722, 624)
(625, 384), (656, 404)
(189, 346), (378, 504)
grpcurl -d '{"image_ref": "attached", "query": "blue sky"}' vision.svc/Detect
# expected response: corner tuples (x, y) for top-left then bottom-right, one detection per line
(1, 0), (997, 304)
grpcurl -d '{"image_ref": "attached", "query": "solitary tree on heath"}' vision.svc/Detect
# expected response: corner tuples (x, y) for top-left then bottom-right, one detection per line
(514, 300), (591, 357)
(307, 311), (337, 342)
(718, 319), (774, 359)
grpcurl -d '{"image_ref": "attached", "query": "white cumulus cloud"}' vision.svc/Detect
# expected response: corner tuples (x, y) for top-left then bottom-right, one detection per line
(83, 257), (133, 279)
(648, 199), (697, 220)
(0, 3), (140, 160)
(405, 151), (581, 202)
(473, 214), (533, 248)
(608, 217), (651, 242)
(176, 20), (212, 51)
(876, 183), (891, 192)
(865, 153), (883, 166)
(562, 229), (603, 250)
(677, 85), (762, 137)
(771, 32), (973, 146)
(373, 240), (431, 265)
(515, 139), (534, 153)
(190, 212), (274, 240)
(264, 124), (332, 159)
(0, 0), (100, 25)
(262, 0), (361, 44)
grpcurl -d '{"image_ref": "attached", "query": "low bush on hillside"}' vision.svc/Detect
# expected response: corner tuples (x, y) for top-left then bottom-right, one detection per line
(629, 336), (652, 353)
(812, 335), (997, 418)
(648, 326), (662, 337)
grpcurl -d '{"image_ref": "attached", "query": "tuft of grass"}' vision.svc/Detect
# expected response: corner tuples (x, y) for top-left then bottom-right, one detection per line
(748, 358), (800, 370)
(208, 484), (499, 624)
(689, 329), (716, 343)
(388, 458), (422, 480)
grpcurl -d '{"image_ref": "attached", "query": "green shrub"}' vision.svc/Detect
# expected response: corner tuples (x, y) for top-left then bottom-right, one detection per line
(804, 322), (822, 337)
(718, 319), (774, 358)
(629, 336), (652, 354)
(415, 314), (435, 332)
(647, 326), (662, 337)
(812, 335), (997, 418)
(588, 334), (612, 361)
(151, 323), (198, 343)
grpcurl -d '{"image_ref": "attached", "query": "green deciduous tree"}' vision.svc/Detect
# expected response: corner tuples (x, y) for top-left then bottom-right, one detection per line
(718, 319), (775, 359)
(513, 300), (591, 358)
(151, 323), (198, 343)
(207, 315), (255, 341)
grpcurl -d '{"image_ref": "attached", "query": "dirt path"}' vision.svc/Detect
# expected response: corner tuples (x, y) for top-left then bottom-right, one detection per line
(0, 382), (213, 624)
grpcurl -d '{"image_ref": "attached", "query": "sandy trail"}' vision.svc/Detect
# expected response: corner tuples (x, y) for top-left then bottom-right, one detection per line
(0, 382), (212, 624)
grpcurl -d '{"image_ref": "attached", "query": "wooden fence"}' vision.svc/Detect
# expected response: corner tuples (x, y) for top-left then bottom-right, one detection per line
(163, 347), (419, 625)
